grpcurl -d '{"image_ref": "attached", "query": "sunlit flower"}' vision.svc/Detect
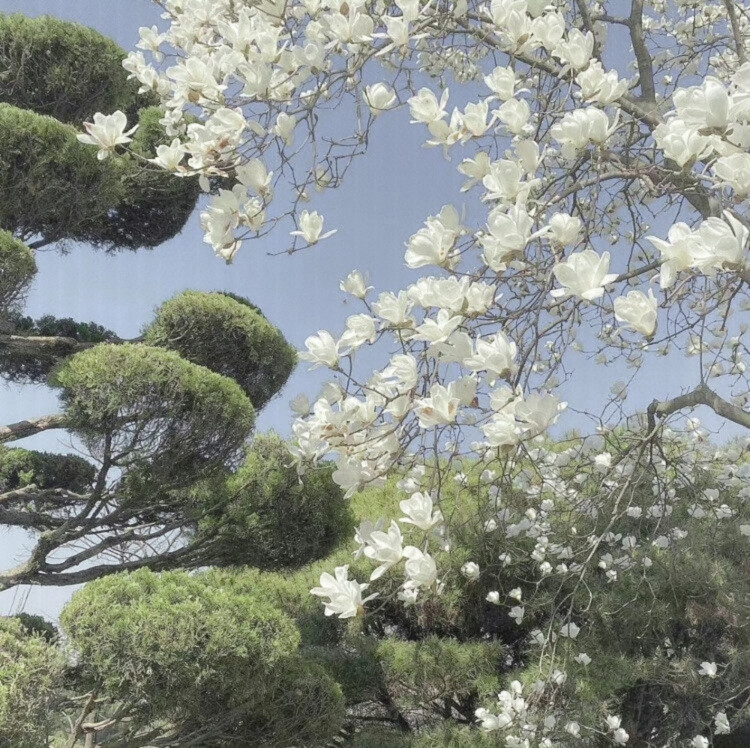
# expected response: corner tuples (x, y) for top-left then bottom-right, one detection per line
(77, 111), (138, 159)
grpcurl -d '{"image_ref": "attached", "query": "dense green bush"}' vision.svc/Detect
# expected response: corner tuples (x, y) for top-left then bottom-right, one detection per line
(0, 230), (34, 314)
(196, 434), (353, 569)
(60, 569), (344, 746)
(0, 103), (124, 244)
(0, 617), (65, 748)
(52, 344), (255, 486)
(0, 445), (94, 493)
(144, 291), (296, 409)
(90, 106), (201, 250)
(0, 12), (155, 123)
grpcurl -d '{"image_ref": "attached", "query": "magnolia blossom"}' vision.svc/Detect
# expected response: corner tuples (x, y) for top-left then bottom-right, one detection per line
(550, 108), (616, 159)
(486, 591), (501, 604)
(559, 621), (580, 639)
(554, 29), (594, 70)
(551, 250), (618, 301)
(363, 520), (404, 579)
(290, 210), (337, 244)
(698, 661), (718, 678)
(300, 330), (339, 368)
(409, 87), (449, 124)
(576, 60), (628, 105)
(399, 492), (443, 530)
(310, 565), (376, 618)
(364, 83), (398, 114)
(714, 712), (731, 735)
(712, 152), (750, 195)
(77, 111), (138, 159)
(648, 223), (700, 288)
(691, 738), (709, 748)
(340, 270), (372, 298)
(464, 332), (517, 383)
(461, 561), (480, 580)
(614, 289), (658, 337)
(402, 546), (438, 589)
(414, 383), (461, 427)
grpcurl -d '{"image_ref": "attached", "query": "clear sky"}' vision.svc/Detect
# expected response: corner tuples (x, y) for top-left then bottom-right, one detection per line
(0, 0), (719, 619)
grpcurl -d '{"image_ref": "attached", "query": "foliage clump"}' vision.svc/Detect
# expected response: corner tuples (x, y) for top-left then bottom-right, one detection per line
(196, 433), (353, 569)
(52, 343), (255, 486)
(0, 12), (155, 123)
(60, 569), (344, 747)
(0, 230), (35, 315)
(144, 290), (296, 409)
(0, 617), (65, 748)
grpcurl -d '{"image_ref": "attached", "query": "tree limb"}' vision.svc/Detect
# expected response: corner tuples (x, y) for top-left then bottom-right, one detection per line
(0, 413), (67, 444)
(647, 382), (750, 431)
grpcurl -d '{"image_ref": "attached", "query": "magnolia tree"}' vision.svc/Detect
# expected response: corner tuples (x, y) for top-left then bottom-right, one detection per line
(81, 0), (750, 743)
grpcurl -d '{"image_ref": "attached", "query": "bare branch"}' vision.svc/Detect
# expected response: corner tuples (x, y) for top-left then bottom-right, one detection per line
(648, 382), (750, 430)
(0, 413), (67, 444)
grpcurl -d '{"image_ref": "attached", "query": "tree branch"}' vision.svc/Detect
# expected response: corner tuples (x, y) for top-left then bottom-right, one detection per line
(647, 382), (750, 431)
(629, 0), (657, 105)
(0, 413), (67, 444)
(722, 0), (747, 65)
(0, 334), (93, 356)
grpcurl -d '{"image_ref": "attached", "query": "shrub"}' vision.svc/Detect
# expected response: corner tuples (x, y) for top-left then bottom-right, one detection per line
(144, 290), (296, 409)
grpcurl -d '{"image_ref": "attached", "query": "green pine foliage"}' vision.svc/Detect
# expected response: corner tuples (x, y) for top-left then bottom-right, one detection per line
(52, 343), (255, 487)
(60, 569), (344, 747)
(0, 617), (66, 748)
(0, 12), (155, 123)
(0, 445), (94, 493)
(0, 229), (35, 314)
(144, 291), (297, 409)
(0, 103), (124, 245)
(194, 433), (353, 569)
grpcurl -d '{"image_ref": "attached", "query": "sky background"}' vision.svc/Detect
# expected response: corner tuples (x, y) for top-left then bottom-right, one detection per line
(0, 0), (722, 619)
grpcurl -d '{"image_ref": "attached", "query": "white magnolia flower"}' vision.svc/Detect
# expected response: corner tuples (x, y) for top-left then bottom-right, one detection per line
(486, 591), (501, 604)
(554, 29), (594, 70)
(289, 393), (311, 416)
(515, 393), (566, 436)
(150, 138), (187, 171)
(300, 330), (339, 368)
(340, 314), (378, 350)
(691, 738), (709, 748)
(409, 87), (449, 124)
(575, 652), (592, 665)
(509, 587), (522, 601)
(291, 210), (337, 244)
(272, 112), (296, 145)
(576, 60), (628, 104)
(548, 213), (582, 246)
(464, 332), (517, 382)
(484, 66), (516, 100)
(653, 119), (714, 168)
(77, 111), (138, 159)
(340, 270), (372, 298)
(509, 605), (525, 624)
(606, 716), (622, 731)
(712, 152), (750, 195)
(648, 222), (700, 288)
(698, 661), (718, 678)
(364, 83), (398, 114)
(559, 621), (580, 639)
(550, 108), (616, 159)
(694, 212), (749, 274)
(310, 565), (377, 618)
(613, 728), (630, 745)
(363, 520), (404, 580)
(403, 546), (438, 589)
(614, 289), (658, 337)
(494, 97), (531, 135)
(714, 712), (731, 735)
(399, 492), (444, 531)
(414, 383), (461, 427)
(551, 250), (618, 301)
(461, 561), (481, 580)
